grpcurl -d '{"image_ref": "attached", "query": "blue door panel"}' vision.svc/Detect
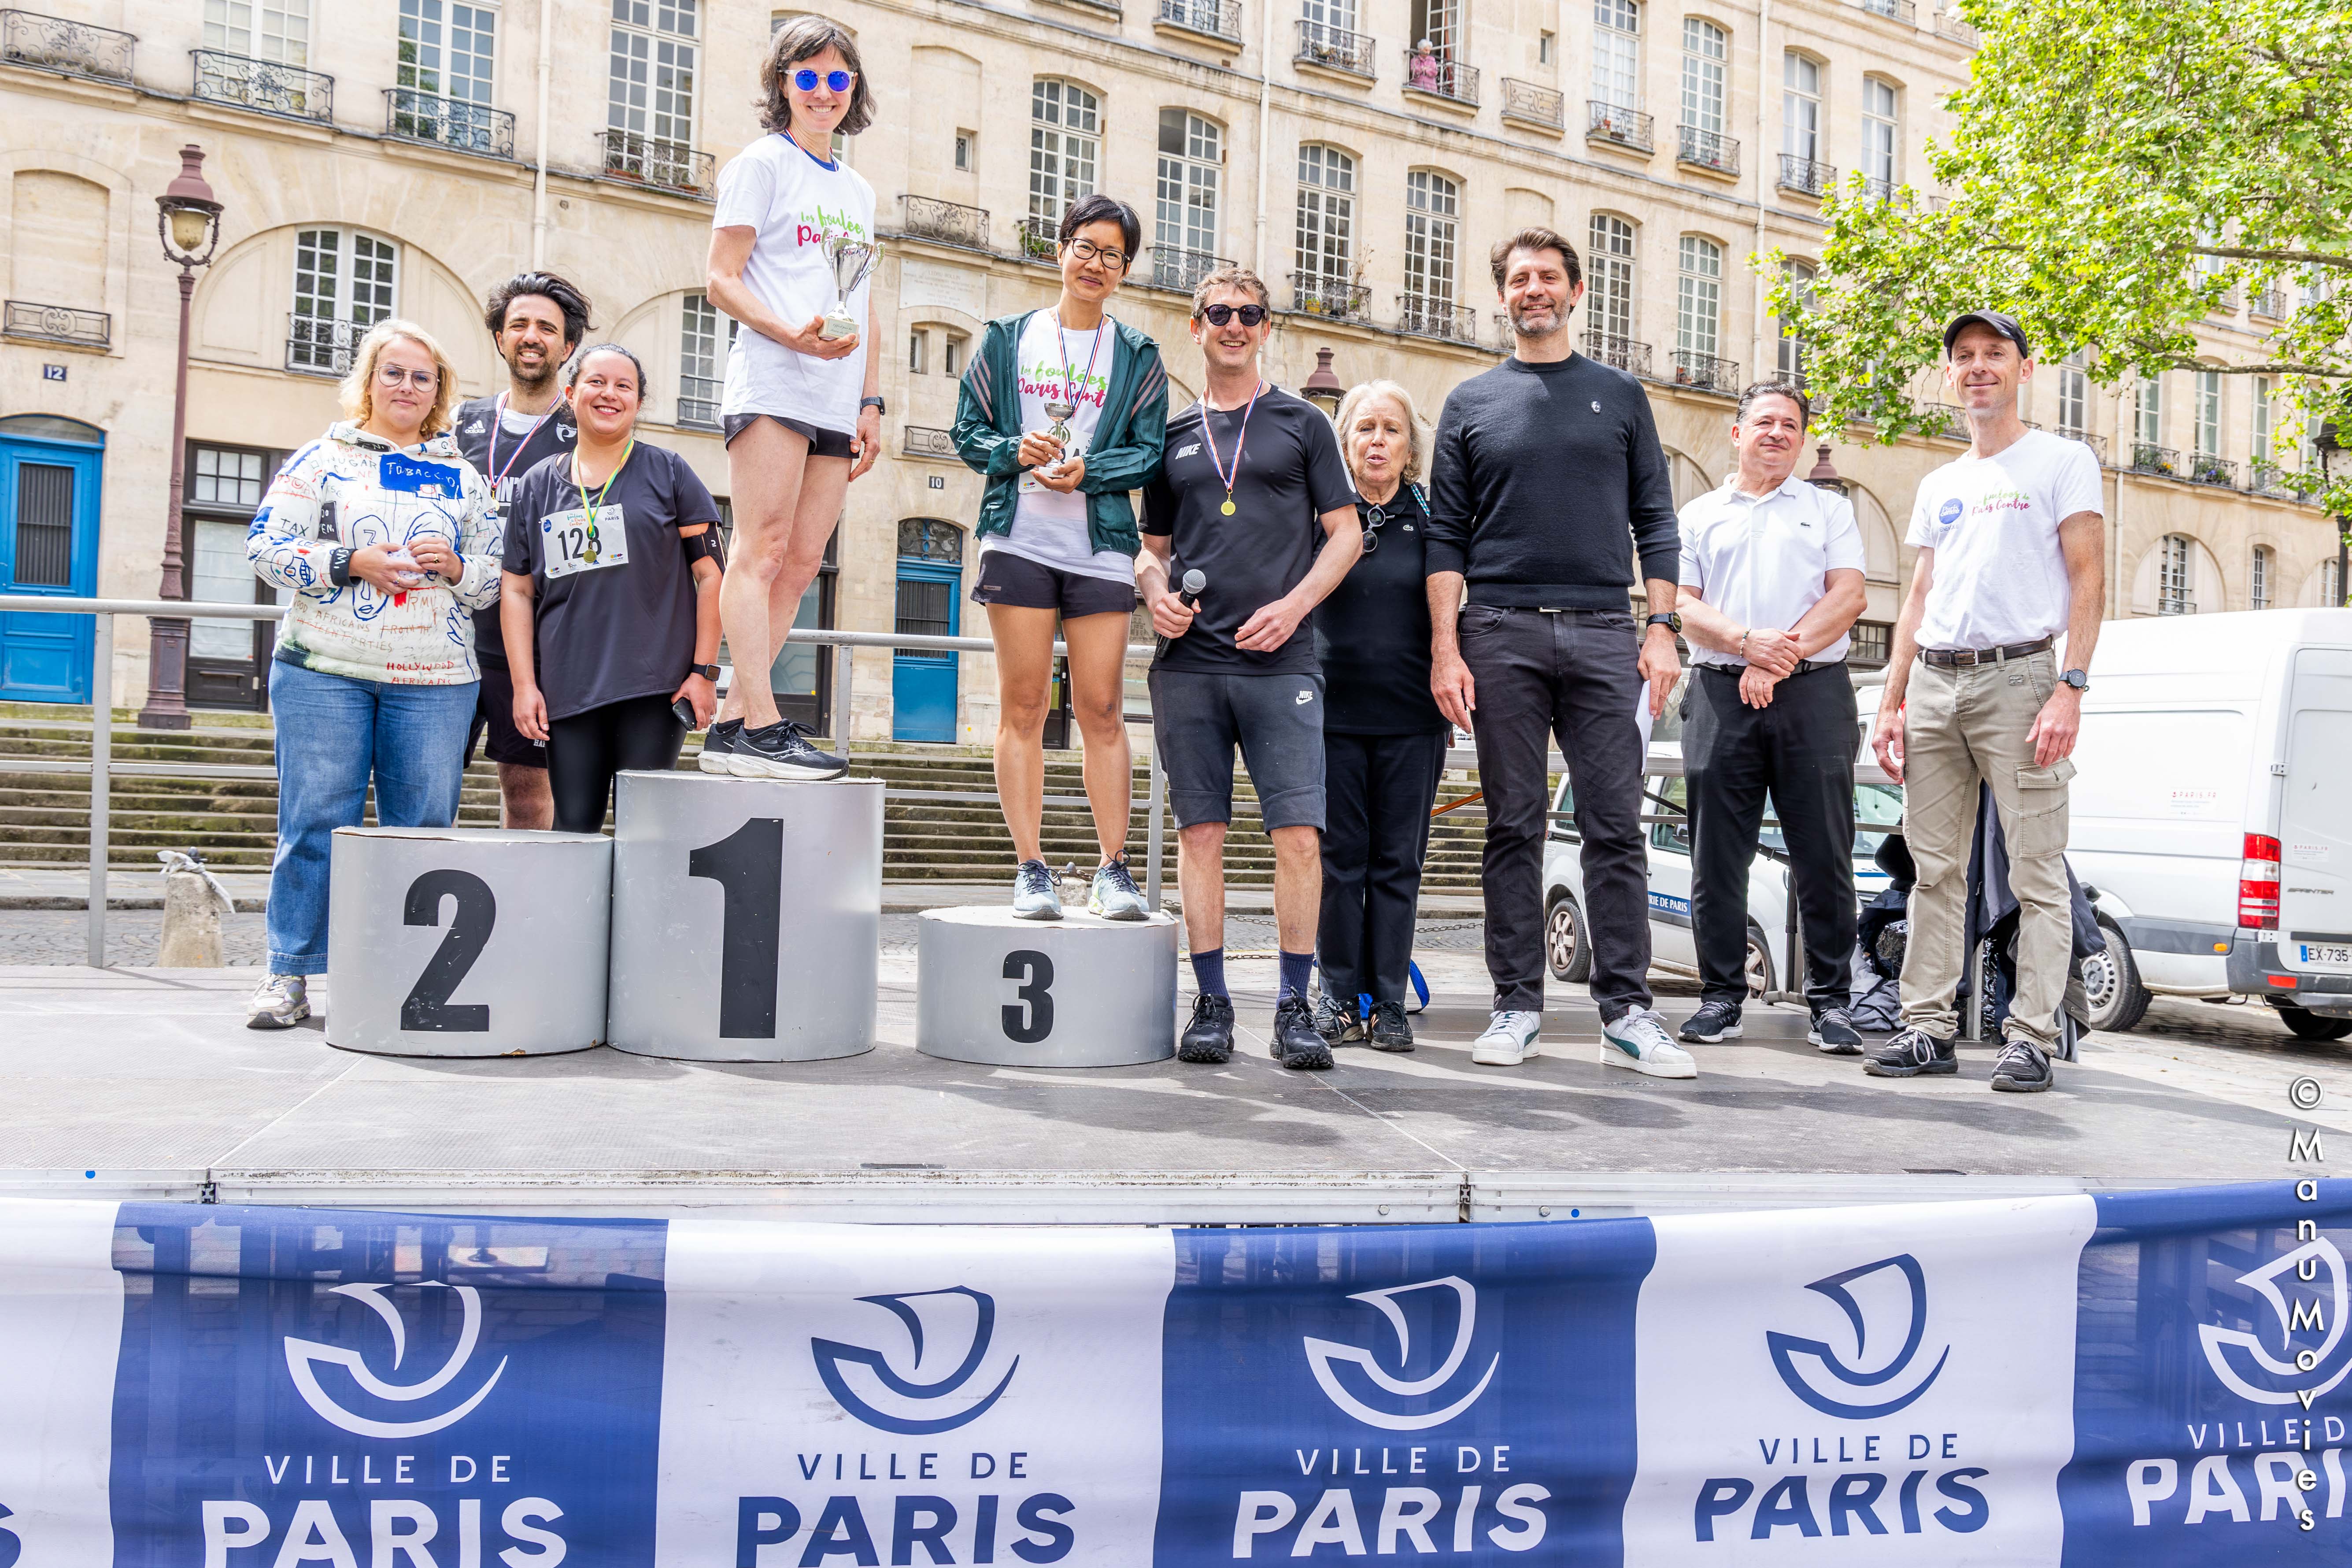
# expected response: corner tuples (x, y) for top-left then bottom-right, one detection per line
(891, 557), (961, 743)
(0, 434), (103, 703)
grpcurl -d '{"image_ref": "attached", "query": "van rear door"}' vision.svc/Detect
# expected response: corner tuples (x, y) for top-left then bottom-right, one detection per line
(2279, 647), (2352, 974)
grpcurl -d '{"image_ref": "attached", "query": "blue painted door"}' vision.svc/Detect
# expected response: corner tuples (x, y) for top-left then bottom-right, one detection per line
(891, 557), (961, 742)
(0, 433), (103, 703)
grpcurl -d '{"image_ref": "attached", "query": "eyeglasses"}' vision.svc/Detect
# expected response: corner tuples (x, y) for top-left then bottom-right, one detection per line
(791, 68), (855, 92)
(376, 364), (439, 389)
(1065, 237), (1130, 271)
(1199, 302), (1269, 327)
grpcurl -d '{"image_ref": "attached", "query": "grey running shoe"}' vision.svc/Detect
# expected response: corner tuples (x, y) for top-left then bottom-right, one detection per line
(1808, 1008), (1865, 1054)
(1087, 855), (1147, 921)
(1863, 1026), (1958, 1077)
(696, 718), (742, 774)
(1313, 992), (1362, 1045)
(729, 719), (847, 780)
(245, 973), (310, 1029)
(1679, 998), (1743, 1043)
(1991, 1035), (2054, 1093)
(1011, 858), (1062, 920)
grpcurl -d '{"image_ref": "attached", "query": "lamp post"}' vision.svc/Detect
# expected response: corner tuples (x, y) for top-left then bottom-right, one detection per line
(1803, 440), (1848, 496)
(137, 144), (224, 732)
(1300, 345), (1346, 417)
(2319, 423), (2347, 608)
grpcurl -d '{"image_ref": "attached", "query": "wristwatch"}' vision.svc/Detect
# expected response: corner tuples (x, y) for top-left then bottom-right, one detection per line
(1646, 611), (1683, 635)
(691, 662), (721, 682)
(859, 395), (886, 414)
(2060, 667), (2089, 691)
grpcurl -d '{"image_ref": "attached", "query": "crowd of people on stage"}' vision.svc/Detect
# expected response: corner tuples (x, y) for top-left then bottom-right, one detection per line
(236, 16), (2104, 1102)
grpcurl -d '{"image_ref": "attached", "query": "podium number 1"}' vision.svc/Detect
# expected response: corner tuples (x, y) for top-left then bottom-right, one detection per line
(690, 818), (784, 1038)
(1002, 950), (1055, 1043)
(401, 869), (495, 1032)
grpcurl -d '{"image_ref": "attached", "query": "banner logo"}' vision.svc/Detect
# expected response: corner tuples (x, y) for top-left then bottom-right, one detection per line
(1765, 1254), (1950, 1419)
(1303, 1276), (1500, 1431)
(2197, 1238), (2351, 1405)
(812, 1287), (1020, 1435)
(282, 1282), (510, 1439)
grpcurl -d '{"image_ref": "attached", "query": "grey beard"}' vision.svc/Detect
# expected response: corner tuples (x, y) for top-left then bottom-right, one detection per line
(1510, 307), (1567, 340)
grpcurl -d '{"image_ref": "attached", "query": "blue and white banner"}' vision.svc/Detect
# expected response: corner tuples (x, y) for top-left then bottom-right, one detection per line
(0, 1182), (2340, 1564)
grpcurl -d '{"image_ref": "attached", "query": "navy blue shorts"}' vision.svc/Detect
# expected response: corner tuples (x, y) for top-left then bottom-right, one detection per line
(970, 548), (1136, 619)
(1147, 667), (1327, 832)
(722, 413), (857, 460)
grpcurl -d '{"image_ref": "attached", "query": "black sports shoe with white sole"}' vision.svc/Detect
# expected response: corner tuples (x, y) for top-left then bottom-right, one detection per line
(1179, 994), (1235, 1064)
(729, 719), (848, 780)
(1990, 1035), (2054, 1092)
(1862, 1026), (1958, 1077)
(1679, 998), (1743, 1043)
(1808, 1008), (1864, 1054)
(696, 718), (742, 774)
(1271, 996), (1334, 1070)
(1366, 999), (1414, 1052)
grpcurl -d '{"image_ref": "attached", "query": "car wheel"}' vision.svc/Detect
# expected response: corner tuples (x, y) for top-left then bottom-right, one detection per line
(2275, 1002), (2352, 1043)
(1743, 922), (1776, 1000)
(1546, 891), (1592, 984)
(2081, 915), (2153, 1033)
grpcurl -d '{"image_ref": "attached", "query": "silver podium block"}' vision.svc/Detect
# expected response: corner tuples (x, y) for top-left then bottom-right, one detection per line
(607, 771), (881, 1061)
(915, 906), (1179, 1067)
(325, 826), (612, 1057)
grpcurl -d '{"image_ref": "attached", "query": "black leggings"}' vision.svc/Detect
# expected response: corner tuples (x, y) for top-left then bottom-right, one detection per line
(547, 694), (687, 833)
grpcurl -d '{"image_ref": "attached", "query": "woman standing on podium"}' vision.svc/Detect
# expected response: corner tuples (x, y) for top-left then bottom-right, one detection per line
(499, 345), (725, 834)
(952, 193), (1169, 921)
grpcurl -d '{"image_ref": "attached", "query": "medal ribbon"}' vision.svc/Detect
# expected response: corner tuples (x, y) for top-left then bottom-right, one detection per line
(1200, 381), (1264, 515)
(574, 438), (634, 563)
(484, 392), (556, 493)
(1053, 311), (1109, 418)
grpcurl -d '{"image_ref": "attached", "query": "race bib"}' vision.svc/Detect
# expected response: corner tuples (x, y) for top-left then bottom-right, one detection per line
(542, 504), (631, 580)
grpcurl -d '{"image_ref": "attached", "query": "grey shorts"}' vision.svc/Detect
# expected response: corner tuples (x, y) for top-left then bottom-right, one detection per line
(1147, 667), (1326, 831)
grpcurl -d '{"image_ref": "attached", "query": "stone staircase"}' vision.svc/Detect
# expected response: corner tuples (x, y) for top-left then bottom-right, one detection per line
(0, 703), (1490, 888)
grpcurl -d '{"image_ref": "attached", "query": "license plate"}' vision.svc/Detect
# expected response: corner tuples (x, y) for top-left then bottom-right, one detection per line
(2301, 944), (2352, 968)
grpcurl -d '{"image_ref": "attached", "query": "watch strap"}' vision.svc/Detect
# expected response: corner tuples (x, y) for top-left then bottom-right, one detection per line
(859, 395), (886, 412)
(692, 662), (721, 681)
(327, 546), (354, 588)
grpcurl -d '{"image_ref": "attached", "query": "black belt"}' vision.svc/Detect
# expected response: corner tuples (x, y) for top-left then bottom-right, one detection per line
(1920, 636), (2053, 668)
(1702, 658), (1834, 677)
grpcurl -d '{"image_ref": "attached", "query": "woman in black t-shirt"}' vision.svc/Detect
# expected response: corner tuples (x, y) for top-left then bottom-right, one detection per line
(1313, 381), (1451, 1052)
(501, 344), (725, 833)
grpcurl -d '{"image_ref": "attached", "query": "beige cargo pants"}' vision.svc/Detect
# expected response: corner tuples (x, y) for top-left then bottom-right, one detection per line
(1898, 649), (2076, 1050)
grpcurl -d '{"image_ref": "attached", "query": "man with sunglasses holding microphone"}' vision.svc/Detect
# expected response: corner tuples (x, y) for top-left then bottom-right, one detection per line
(1140, 268), (1361, 1070)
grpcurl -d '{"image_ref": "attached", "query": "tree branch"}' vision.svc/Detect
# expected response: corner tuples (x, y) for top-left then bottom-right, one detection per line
(2190, 245), (2352, 269)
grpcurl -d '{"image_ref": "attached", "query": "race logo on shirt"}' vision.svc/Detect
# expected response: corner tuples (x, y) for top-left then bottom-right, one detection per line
(1018, 357), (1109, 411)
(796, 203), (871, 250)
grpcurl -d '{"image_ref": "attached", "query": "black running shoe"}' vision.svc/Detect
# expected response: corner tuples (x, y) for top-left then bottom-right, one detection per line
(1808, 1007), (1865, 1055)
(1179, 993), (1235, 1064)
(729, 719), (848, 780)
(1312, 993), (1360, 1044)
(696, 717), (742, 774)
(1367, 999), (1414, 1053)
(1679, 998), (1744, 1043)
(1863, 1026), (1958, 1077)
(1272, 996), (1334, 1070)
(1990, 1035), (2053, 1093)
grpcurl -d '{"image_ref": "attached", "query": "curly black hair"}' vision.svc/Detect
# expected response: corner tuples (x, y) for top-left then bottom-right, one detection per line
(482, 272), (593, 350)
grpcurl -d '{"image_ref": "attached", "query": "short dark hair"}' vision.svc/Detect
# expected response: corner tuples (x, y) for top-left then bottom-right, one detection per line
(1735, 380), (1811, 425)
(567, 341), (651, 401)
(483, 272), (592, 350)
(758, 16), (876, 138)
(1490, 227), (1582, 292)
(1190, 264), (1271, 319)
(1059, 193), (1142, 263)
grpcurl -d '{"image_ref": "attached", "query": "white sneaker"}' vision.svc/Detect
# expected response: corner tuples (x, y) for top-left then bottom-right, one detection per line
(1601, 1006), (1697, 1079)
(245, 973), (310, 1030)
(1471, 1010), (1543, 1065)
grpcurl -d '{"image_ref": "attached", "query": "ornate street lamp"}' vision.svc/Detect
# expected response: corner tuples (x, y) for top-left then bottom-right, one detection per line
(137, 144), (225, 732)
(1804, 441), (1848, 496)
(1300, 345), (1346, 416)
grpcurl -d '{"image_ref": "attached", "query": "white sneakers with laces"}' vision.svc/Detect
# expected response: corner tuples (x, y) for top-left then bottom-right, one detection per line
(1471, 1010), (1543, 1066)
(1601, 1006), (1698, 1078)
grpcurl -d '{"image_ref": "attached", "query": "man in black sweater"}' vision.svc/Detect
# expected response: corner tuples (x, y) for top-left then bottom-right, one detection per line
(1425, 226), (1695, 1078)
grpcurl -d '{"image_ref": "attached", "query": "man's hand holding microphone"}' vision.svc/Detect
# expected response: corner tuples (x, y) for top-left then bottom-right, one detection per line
(1150, 568), (1206, 639)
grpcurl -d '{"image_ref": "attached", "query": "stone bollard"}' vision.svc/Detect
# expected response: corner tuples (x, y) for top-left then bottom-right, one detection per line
(155, 850), (231, 968)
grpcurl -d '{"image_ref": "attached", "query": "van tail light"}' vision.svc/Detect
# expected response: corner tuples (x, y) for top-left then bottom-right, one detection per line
(2240, 832), (2282, 931)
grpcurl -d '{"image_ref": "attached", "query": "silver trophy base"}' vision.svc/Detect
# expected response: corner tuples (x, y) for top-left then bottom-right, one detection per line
(817, 311), (860, 341)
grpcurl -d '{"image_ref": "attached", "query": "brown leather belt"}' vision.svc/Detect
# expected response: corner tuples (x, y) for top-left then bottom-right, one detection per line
(1920, 636), (2053, 668)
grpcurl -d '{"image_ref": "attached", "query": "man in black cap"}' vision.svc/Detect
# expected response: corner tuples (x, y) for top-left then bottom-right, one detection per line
(1864, 309), (2105, 1093)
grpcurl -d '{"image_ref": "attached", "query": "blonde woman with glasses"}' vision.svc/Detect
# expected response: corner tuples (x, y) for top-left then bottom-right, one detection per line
(242, 318), (501, 1028)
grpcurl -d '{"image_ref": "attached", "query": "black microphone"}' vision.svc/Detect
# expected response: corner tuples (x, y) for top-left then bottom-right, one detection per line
(1178, 569), (1206, 610)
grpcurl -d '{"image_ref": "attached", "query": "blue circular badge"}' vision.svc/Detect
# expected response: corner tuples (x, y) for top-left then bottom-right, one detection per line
(1937, 497), (1964, 527)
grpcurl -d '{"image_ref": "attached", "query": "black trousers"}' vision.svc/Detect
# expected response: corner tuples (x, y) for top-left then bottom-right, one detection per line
(1684, 662), (1858, 1011)
(1459, 606), (1653, 1019)
(547, 693), (687, 834)
(1317, 729), (1447, 1004)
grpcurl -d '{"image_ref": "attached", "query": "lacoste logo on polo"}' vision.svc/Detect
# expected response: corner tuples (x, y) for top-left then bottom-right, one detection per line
(811, 1286), (1019, 1435)
(1302, 1276), (1500, 1430)
(2197, 1237), (2350, 1404)
(282, 1281), (510, 1439)
(1590, 400), (1602, 414)
(1765, 1254), (1950, 1419)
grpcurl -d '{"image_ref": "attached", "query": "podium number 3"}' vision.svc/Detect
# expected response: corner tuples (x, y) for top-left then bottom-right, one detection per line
(690, 818), (784, 1039)
(401, 869), (495, 1032)
(1002, 950), (1055, 1043)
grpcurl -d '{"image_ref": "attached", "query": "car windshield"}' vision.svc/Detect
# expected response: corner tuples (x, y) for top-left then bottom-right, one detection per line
(1755, 780), (1905, 859)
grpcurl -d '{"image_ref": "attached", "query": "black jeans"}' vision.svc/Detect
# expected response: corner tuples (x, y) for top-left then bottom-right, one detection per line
(547, 693), (687, 834)
(1684, 662), (1858, 1012)
(1318, 729), (1447, 1005)
(1459, 606), (1652, 1019)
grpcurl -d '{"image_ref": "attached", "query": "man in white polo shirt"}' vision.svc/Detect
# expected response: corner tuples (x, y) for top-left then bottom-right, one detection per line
(1673, 381), (1869, 1055)
(1867, 309), (2105, 1094)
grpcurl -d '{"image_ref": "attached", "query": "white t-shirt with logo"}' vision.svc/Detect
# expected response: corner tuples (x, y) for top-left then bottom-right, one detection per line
(984, 310), (1132, 584)
(1906, 429), (2104, 651)
(711, 133), (876, 434)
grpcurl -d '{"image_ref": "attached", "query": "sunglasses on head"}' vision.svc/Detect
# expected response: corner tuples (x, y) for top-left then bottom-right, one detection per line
(791, 68), (855, 92)
(1199, 303), (1268, 327)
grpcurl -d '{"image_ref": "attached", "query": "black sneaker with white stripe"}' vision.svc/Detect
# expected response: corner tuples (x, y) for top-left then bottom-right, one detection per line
(728, 719), (848, 780)
(697, 718), (742, 774)
(1862, 1026), (1957, 1078)
(1678, 998), (1743, 1043)
(1808, 1007), (1864, 1054)
(1990, 1035), (2053, 1093)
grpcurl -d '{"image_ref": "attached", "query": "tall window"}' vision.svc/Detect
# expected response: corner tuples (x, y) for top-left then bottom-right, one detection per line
(1409, 0), (1460, 57)
(1295, 144), (1355, 285)
(680, 291), (733, 428)
(2058, 351), (2090, 436)
(2325, 558), (2343, 608)
(1586, 213), (1637, 344)
(2157, 534), (2194, 615)
(1860, 78), (1897, 188)
(1029, 79), (1100, 226)
(609, 0), (698, 148)
(1156, 110), (1222, 264)
(2251, 545), (2273, 610)
(204, 0), (310, 62)
(1302, 0), (1358, 33)
(2135, 376), (2163, 447)
(2194, 368), (2223, 458)
(1592, 0), (1640, 111)
(289, 228), (397, 372)
(2253, 374), (2277, 474)
(1781, 53), (1821, 161)
(1681, 18), (1727, 136)
(1775, 260), (1816, 383)
(1404, 170), (1460, 308)
(398, 0), (495, 102)
(1677, 234), (1722, 359)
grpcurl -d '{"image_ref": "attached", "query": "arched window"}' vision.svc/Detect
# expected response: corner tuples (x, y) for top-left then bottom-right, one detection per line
(1860, 77), (1899, 193)
(2134, 375), (2164, 457)
(1403, 170), (1461, 324)
(2251, 544), (2274, 610)
(897, 518), (965, 565)
(1294, 145), (1357, 313)
(288, 227), (397, 375)
(1029, 80), (1099, 227)
(1155, 110), (1223, 290)
(2193, 367), (2223, 459)
(1593, 0), (1641, 111)
(1681, 17), (1727, 136)
(1781, 52), (1821, 162)
(1676, 234), (1722, 363)
(1586, 213), (1638, 362)
(1776, 259), (1816, 385)
(2157, 534), (2195, 615)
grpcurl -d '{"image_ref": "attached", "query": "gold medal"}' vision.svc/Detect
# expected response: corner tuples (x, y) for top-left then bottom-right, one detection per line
(1220, 497), (1236, 515)
(1200, 384), (1263, 522)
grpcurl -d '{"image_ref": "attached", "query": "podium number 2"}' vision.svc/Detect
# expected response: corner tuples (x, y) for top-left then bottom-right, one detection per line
(1002, 950), (1055, 1043)
(690, 818), (784, 1038)
(401, 869), (495, 1032)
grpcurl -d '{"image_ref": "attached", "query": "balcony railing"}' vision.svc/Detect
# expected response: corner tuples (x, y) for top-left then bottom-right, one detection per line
(2252, 459), (2319, 499)
(904, 425), (959, 460)
(1156, 0), (1242, 42)
(1499, 78), (1564, 131)
(1152, 245), (1231, 295)
(1017, 216), (1060, 264)
(1582, 332), (1653, 378)
(1396, 294), (1478, 343)
(192, 48), (333, 122)
(1677, 124), (1740, 176)
(1671, 351), (1739, 395)
(2, 9), (134, 82)
(1778, 154), (1837, 197)
(2188, 452), (2239, 488)
(1402, 50), (1477, 107)
(285, 314), (368, 377)
(1295, 19), (1375, 78)
(599, 127), (714, 198)
(1858, 175), (1896, 204)
(2251, 286), (2288, 319)
(678, 375), (721, 431)
(4, 299), (109, 349)
(1291, 272), (1372, 323)
(1916, 401), (1969, 440)
(1930, 3), (1978, 45)
(1856, 0), (1916, 22)
(900, 194), (989, 251)
(2054, 427), (2109, 463)
(2130, 441), (2179, 477)
(384, 88), (515, 159)
(1586, 101), (1653, 153)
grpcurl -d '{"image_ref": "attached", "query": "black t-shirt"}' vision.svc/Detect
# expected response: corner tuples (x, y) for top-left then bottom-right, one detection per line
(501, 442), (720, 722)
(453, 394), (578, 669)
(1142, 387), (1355, 674)
(1313, 484), (1447, 736)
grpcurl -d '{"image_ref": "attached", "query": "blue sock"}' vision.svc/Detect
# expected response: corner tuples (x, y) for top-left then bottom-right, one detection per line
(1190, 948), (1227, 998)
(1279, 950), (1314, 1002)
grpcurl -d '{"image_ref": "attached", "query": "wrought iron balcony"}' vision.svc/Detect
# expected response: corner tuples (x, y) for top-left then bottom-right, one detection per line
(1294, 19), (1375, 78)
(904, 425), (959, 460)
(1671, 351), (1739, 395)
(1582, 333), (1653, 378)
(2251, 286), (2288, 319)
(1916, 401), (1969, 439)
(1778, 154), (1837, 197)
(1500, 78), (1564, 131)
(900, 195), (989, 251)
(2252, 459), (2319, 498)
(1677, 124), (1740, 177)
(2188, 452), (2239, 488)
(2130, 441), (2180, 477)
(678, 375), (721, 431)
(1586, 101), (1654, 152)
(2054, 427), (2109, 463)
(4, 299), (109, 349)
(1017, 216), (1060, 265)
(1856, 0), (1916, 23)
(285, 314), (366, 377)
(1291, 271), (1371, 323)
(1402, 49), (1477, 107)
(2, 9), (134, 82)
(1396, 294), (1477, 343)
(599, 127), (714, 198)
(1152, 245), (1231, 295)
(1930, 3), (1978, 45)
(192, 48), (333, 123)
(385, 88), (515, 159)
(1858, 175), (1896, 203)
(1157, 0), (1242, 43)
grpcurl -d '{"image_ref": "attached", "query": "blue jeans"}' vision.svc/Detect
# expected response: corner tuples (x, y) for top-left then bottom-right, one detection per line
(266, 659), (477, 974)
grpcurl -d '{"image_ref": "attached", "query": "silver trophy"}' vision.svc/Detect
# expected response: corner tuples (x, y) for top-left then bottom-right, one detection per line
(819, 236), (879, 341)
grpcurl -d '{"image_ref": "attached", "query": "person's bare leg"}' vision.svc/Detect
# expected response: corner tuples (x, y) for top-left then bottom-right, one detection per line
(497, 763), (551, 830)
(986, 602), (1059, 864)
(1270, 825), (1323, 954)
(1062, 610), (1134, 863)
(717, 420), (812, 729)
(1177, 821), (1227, 956)
(760, 455), (853, 729)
